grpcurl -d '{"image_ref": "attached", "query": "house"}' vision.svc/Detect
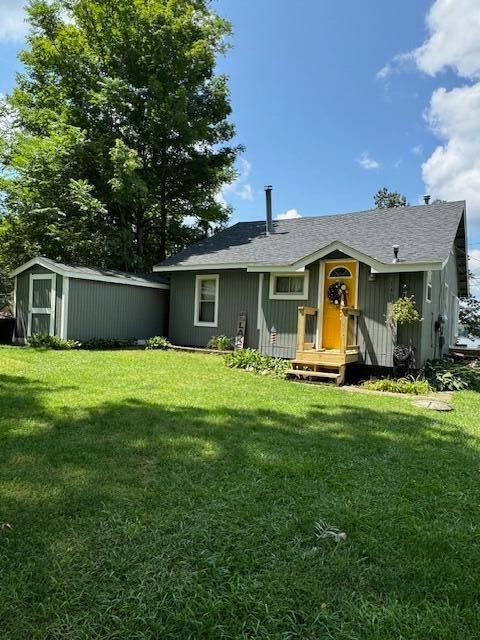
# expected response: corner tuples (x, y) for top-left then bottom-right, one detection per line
(153, 195), (468, 381)
(10, 197), (468, 383)
(10, 257), (169, 344)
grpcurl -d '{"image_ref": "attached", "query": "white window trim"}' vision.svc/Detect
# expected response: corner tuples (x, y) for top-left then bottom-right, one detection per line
(425, 270), (432, 304)
(194, 274), (219, 327)
(269, 271), (309, 300)
(28, 273), (56, 336)
(60, 276), (70, 340)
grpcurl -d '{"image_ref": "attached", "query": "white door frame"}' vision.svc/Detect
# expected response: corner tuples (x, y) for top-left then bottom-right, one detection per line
(28, 273), (56, 336)
(316, 258), (359, 350)
(316, 262), (325, 349)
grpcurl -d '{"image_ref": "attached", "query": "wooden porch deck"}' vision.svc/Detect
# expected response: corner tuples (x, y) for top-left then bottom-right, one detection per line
(286, 305), (362, 385)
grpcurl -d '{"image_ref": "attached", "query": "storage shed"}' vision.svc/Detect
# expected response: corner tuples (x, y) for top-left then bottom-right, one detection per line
(10, 257), (169, 344)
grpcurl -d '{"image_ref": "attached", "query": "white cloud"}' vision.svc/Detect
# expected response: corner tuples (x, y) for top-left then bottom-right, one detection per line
(413, 0), (480, 79)
(183, 215), (197, 228)
(276, 209), (302, 220)
(422, 82), (480, 227)
(356, 152), (380, 170)
(217, 158), (254, 205)
(237, 182), (253, 200)
(378, 0), (480, 228)
(376, 53), (414, 80)
(0, 0), (27, 42)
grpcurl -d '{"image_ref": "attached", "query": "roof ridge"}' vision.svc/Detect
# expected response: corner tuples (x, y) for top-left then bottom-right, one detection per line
(238, 200), (466, 226)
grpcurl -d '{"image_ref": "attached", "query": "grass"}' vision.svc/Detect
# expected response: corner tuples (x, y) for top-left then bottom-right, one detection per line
(1, 346), (480, 639)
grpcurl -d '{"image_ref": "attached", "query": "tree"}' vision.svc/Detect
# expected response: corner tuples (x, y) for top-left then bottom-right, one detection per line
(459, 296), (480, 339)
(374, 187), (408, 209)
(0, 0), (240, 284)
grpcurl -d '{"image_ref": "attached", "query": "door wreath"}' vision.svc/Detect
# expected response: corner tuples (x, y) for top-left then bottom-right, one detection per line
(327, 281), (348, 306)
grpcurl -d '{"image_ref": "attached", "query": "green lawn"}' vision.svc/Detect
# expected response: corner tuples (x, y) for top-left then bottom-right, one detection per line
(1, 347), (480, 639)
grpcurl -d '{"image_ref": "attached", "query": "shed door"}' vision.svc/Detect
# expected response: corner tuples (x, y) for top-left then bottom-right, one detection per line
(28, 274), (56, 336)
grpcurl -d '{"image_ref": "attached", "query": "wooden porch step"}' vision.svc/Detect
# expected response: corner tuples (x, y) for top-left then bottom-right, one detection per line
(292, 359), (340, 367)
(286, 368), (340, 381)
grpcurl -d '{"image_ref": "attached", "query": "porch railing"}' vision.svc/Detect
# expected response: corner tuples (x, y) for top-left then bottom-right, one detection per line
(296, 305), (361, 353)
(340, 306), (361, 352)
(296, 306), (318, 351)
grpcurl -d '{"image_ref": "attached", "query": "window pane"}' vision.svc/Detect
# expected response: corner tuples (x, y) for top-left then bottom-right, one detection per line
(275, 276), (304, 294)
(200, 279), (216, 302)
(289, 276), (304, 293)
(276, 277), (290, 293)
(329, 266), (352, 278)
(31, 313), (51, 334)
(200, 301), (215, 323)
(32, 279), (52, 308)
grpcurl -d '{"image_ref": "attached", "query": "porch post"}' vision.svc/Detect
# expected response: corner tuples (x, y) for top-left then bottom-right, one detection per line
(297, 307), (306, 352)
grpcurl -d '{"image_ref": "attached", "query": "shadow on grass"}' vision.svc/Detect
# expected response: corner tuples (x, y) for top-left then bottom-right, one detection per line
(1, 373), (480, 639)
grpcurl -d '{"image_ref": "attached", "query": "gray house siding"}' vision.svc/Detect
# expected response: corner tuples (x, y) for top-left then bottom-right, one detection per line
(397, 272), (424, 366)
(259, 264), (319, 358)
(420, 251), (459, 364)
(14, 265), (63, 342)
(357, 265), (399, 368)
(67, 279), (168, 341)
(168, 270), (259, 348)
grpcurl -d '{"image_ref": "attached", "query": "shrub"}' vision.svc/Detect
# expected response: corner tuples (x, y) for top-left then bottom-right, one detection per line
(422, 359), (480, 391)
(362, 377), (432, 395)
(28, 333), (79, 350)
(224, 348), (289, 378)
(207, 335), (234, 351)
(145, 336), (172, 350)
(79, 337), (137, 350)
(388, 295), (422, 325)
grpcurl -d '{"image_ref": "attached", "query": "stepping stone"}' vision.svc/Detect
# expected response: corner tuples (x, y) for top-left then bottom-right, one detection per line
(412, 399), (453, 411)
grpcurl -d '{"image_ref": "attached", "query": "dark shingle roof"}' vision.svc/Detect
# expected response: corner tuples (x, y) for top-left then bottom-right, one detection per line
(156, 201), (466, 269)
(39, 257), (168, 285)
(10, 257), (168, 288)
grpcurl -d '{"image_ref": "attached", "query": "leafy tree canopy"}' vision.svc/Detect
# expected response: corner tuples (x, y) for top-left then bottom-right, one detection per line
(459, 296), (480, 339)
(0, 0), (241, 292)
(374, 187), (408, 209)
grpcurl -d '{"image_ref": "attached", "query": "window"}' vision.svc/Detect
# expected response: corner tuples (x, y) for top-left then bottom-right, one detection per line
(426, 270), (432, 303)
(328, 266), (352, 278)
(269, 272), (309, 300)
(194, 275), (219, 326)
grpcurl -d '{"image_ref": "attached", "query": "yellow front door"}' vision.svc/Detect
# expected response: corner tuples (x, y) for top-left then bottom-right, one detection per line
(321, 260), (357, 349)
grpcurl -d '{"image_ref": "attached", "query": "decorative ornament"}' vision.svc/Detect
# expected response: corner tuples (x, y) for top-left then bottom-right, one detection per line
(327, 281), (348, 305)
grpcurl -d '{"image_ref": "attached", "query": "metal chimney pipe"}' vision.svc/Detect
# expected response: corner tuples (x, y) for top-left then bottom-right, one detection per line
(265, 185), (273, 234)
(423, 194), (431, 205)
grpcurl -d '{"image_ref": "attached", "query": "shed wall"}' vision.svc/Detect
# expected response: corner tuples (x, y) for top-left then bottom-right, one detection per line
(168, 270), (259, 348)
(67, 279), (168, 340)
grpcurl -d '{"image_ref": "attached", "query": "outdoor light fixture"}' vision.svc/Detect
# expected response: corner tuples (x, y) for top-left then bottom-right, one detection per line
(392, 244), (399, 263)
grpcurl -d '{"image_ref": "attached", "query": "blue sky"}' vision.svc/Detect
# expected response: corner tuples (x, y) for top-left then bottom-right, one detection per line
(1, 0), (480, 290)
